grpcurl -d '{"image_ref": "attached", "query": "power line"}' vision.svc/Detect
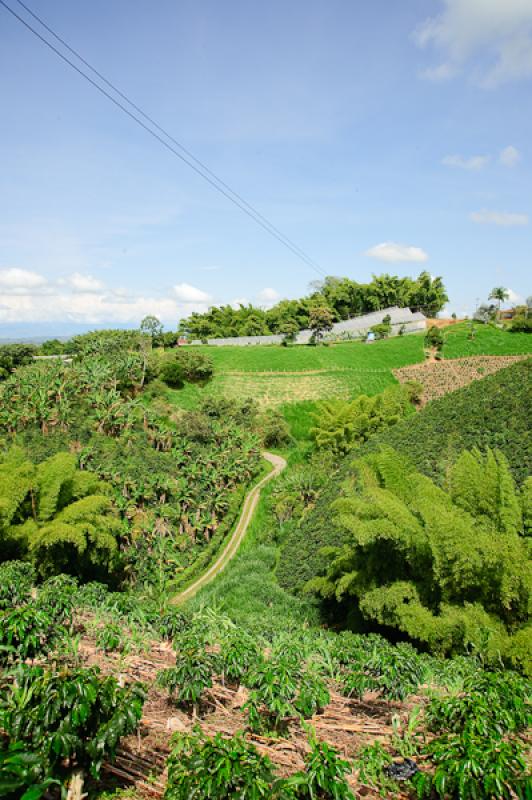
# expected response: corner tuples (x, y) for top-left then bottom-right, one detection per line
(1, 0), (328, 278)
(13, 0), (326, 277)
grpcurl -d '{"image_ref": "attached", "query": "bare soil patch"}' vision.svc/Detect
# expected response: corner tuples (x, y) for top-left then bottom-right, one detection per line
(77, 623), (420, 799)
(394, 354), (529, 405)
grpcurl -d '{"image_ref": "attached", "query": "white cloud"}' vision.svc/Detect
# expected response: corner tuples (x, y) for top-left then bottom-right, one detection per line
(0, 289), (198, 326)
(442, 154), (490, 170)
(470, 209), (529, 226)
(61, 272), (104, 293)
(364, 242), (429, 263)
(257, 287), (280, 302)
(500, 145), (521, 167)
(231, 297), (250, 310)
(0, 268), (48, 293)
(506, 288), (525, 305)
(0, 270), (213, 325)
(413, 0), (532, 87)
(173, 282), (212, 303)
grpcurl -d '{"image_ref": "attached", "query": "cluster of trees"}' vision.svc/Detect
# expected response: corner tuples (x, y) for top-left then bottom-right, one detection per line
(0, 343), (37, 380)
(307, 447), (531, 672)
(474, 286), (532, 332)
(0, 448), (120, 581)
(310, 382), (421, 454)
(180, 272), (448, 340)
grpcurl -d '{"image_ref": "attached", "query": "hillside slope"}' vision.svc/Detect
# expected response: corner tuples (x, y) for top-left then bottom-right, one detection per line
(277, 358), (531, 594)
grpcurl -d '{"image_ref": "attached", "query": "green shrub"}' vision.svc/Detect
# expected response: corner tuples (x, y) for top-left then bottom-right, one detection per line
(176, 349), (214, 383)
(0, 561), (35, 609)
(0, 605), (59, 663)
(285, 732), (354, 799)
(415, 672), (532, 800)
(164, 730), (280, 800)
(157, 632), (218, 713)
(159, 359), (185, 388)
(311, 382), (418, 455)
(0, 664), (145, 796)
(424, 325), (444, 350)
(244, 651), (329, 733)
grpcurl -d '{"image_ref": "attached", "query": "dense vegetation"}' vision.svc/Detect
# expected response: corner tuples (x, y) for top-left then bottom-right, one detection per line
(0, 332), (266, 594)
(307, 447), (531, 671)
(278, 359), (531, 595)
(0, 322), (530, 799)
(180, 272), (447, 339)
(311, 381), (421, 454)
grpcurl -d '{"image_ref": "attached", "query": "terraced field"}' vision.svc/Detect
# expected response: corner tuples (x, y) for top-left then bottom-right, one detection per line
(167, 335), (425, 408)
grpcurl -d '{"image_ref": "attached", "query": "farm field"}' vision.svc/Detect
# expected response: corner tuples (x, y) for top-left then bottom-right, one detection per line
(165, 335), (425, 408)
(394, 353), (530, 404)
(441, 322), (532, 358)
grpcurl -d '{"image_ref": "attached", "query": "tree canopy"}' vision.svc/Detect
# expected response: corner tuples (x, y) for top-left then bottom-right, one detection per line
(180, 272), (448, 339)
(307, 447), (531, 671)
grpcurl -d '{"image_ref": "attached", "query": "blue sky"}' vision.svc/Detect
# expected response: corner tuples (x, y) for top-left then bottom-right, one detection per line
(1, 0), (531, 333)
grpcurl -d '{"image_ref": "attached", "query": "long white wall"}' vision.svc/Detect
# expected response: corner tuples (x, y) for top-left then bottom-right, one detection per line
(189, 307), (426, 346)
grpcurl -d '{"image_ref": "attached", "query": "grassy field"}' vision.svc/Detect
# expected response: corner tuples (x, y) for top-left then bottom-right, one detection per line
(442, 322), (532, 358)
(167, 335), (425, 409)
(164, 326), (531, 409)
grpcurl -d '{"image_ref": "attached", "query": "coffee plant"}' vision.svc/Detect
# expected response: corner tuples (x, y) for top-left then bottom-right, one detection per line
(284, 732), (354, 799)
(244, 651), (330, 733)
(0, 664), (145, 797)
(0, 561), (35, 610)
(164, 729), (280, 800)
(0, 605), (59, 664)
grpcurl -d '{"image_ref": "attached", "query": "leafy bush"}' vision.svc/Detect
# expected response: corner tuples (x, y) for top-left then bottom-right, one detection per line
(341, 641), (425, 701)
(285, 732), (354, 799)
(0, 605), (59, 663)
(159, 359), (185, 388)
(176, 349), (214, 383)
(219, 630), (259, 683)
(35, 573), (78, 624)
(0, 664), (145, 796)
(157, 632), (218, 714)
(424, 325), (444, 350)
(0, 561), (35, 609)
(96, 622), (128, 653)
(244, 650), (329, 733)
(414, 671), (532, 799)
(164, 729), (280, 800)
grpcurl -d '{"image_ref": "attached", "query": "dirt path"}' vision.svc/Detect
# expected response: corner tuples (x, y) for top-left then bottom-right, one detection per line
(172, 451), (287, 605)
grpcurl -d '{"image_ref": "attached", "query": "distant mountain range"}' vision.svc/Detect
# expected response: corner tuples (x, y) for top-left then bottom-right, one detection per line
(0, 322), (138, 344)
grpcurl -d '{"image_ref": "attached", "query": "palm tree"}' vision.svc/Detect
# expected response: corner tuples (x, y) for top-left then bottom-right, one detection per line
(488, 286), (509, 312)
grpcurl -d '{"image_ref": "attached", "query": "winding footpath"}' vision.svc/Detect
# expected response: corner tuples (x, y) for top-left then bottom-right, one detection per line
(172, 451), (287, 605)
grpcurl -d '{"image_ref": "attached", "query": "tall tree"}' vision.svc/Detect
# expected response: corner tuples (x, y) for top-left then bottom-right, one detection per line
(489, 287), (510, 311)
(308, 306), (334, 343)
(140, 315), (163, 340)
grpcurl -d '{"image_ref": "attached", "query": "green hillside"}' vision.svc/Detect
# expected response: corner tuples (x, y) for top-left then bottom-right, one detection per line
(277, 358), (532, 595)
(166, 335), (425, 408)
(442, 322), (532, 358)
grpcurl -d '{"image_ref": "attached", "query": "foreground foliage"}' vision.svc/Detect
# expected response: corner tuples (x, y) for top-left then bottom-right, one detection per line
(0, 664), (145, 798)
